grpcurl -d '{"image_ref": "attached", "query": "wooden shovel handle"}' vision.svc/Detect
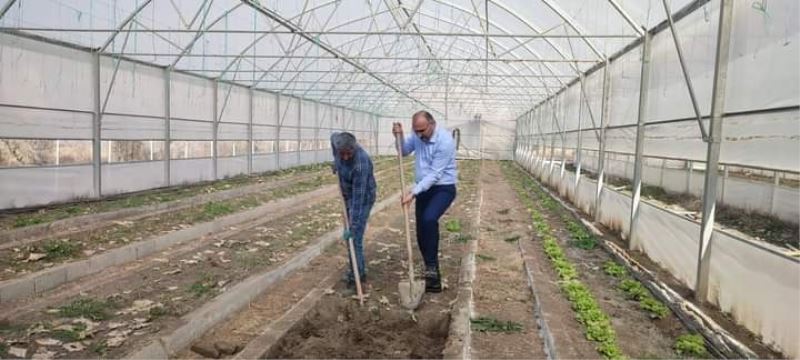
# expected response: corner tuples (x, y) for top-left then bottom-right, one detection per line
(395, 134), (416, 282)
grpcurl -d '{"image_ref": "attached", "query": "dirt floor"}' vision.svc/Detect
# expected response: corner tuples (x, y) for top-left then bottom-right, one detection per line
(265, 160), (481, 359)
(0, 164), (408, 359)
(470, 161), (547, 359)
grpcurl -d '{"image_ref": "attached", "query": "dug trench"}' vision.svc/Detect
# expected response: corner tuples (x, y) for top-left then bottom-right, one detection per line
(0, 163), (411, 359)
(182, 160), (481, 359)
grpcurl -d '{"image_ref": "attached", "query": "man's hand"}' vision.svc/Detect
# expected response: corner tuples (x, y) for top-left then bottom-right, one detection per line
(401, 191), (415, 206)
(342, 228), (352, 241)
(392, 122), (403, 137)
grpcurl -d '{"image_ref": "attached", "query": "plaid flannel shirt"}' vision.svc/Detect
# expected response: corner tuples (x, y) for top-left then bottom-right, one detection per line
(332, 138), (376, 240)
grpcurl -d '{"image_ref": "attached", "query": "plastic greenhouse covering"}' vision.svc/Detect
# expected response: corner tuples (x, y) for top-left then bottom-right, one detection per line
(0, 0), (797, 357)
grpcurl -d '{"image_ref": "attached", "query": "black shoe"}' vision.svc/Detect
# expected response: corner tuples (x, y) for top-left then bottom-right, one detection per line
(424, 267), (442, 293)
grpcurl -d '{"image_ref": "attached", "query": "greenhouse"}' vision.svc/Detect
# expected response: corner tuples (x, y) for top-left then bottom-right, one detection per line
(0, 0), (797, 359)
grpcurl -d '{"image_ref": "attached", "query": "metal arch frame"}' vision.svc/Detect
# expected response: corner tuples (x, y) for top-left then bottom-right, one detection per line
(537, 0), (604, 59)
(99, 0), (154, 52)
(215, 0), (342, 80)
(606, 0), (645, 36)
(243, 5), (556, 94)
(242, 12), (558, 111)
(170, 2), (244, 69)
(0, 0), (18, 21)
(240, 0), (436, 113)
(234, 0), (578, 104)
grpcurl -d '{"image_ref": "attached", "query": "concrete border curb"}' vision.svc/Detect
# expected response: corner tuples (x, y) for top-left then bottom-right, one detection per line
(125, 194), (398, 359)
(233, 276), (335, 359)
(0, 185), (340, 303)
(443, 181), (482, 360)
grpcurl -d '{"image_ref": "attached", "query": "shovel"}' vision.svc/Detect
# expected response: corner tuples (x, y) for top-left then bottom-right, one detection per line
(340, 195), (365, 306)
(395, 133), (425, 310)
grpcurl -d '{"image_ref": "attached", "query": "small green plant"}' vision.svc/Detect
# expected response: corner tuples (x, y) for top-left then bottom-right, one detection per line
(619, 279), (648, 301)
(565, 220), (596, 250)
(58, 298), (112, 321)
(148, 305), (170, 319)
(188, 274), (217, 298)
(42, 240), (80, 260)
(202, 202), (234, 218)
(504, 235), (521, 243)
(445, 219), (462, 233)
(455, 233), (472, 244)
(14, 216), (44, 228)
(89, 340), (108, 355)
(470, 317), (523, 333)
(640, 297), (669, 319)
(52, 322), (88, 342)
(476, 254), (496, 261)
(674, 334), (709, 358)
(603, 261), (627, 278)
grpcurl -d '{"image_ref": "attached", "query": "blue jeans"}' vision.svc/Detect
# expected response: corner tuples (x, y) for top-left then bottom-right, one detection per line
(346, 204), (372, 281)
(415, 184), (457, 269)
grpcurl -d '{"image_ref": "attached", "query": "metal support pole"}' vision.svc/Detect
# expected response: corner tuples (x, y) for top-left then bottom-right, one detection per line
(314, 102), (320, 163)
(660, 158), (667, 188)
(696, 0), (734, 302)
(275, 94), (281, 170)
(559, 99), (567, 181)
(575, 76), (585, 189)
(548, 99), (557, 182)
(686, 161), (693, 194)
(164, 69), (171, 186)
(212, 82), (219, 179)
(297, 100), (302, 166)
(92, 52), (102, 197)
(720, 166), (728, 203)
(770, 171), (780, 215)
(248, 87), (254, 174)
(595, 60), (611, 221)
(629, 32), (652, 250)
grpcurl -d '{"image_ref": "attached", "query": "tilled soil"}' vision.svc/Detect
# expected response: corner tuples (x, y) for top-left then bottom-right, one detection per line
(267, 160), (481, 359)
(0, 167), (408, 359)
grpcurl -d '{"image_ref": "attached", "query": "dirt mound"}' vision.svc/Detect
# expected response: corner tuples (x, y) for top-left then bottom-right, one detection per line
(269, 296), (451, 359)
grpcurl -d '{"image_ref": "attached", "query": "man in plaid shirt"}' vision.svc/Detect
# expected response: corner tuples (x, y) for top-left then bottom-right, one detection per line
(331, 132), (377, 287)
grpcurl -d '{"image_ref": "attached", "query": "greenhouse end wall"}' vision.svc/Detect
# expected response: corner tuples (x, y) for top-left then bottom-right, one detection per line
(0, 33), (381, 210)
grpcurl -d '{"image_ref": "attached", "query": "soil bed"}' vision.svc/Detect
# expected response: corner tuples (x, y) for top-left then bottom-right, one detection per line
(0, 165), (408, 359)
(0, 161), (406, 280)
(267, 160), (480, 359)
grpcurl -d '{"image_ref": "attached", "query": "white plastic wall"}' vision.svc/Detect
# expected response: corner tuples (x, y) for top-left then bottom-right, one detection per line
(0, 33), (382, 210)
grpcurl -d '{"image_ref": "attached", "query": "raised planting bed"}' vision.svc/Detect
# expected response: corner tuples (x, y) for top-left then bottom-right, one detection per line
(0, 162), (410, 286)
(502, 162), (698, 360)
(0, 158), (399, 249)
(0, 165), (410, 359)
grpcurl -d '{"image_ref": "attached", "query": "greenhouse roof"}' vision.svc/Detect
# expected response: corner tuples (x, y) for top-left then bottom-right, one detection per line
(0, 0), (699, 119)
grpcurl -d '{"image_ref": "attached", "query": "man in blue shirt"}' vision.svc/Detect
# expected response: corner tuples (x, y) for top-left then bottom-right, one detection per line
(392, 110), (457, 293)
(331, 132), (377, 288)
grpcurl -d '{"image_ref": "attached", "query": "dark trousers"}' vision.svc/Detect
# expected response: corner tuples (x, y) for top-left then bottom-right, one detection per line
(415, 184), (457, 269)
